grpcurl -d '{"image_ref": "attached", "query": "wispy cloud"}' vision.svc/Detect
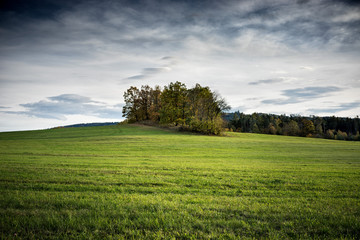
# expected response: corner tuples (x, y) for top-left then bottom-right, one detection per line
(248, 78), (284, 85)
(3, 94), (123, 120)
(125, 67), (172, 80)
(262, 86), (342, 105)
(48, 94), (100, 104)
(126, 75), (146, 80)
(300, 66), (314, 70)
(283, 86), (341, 99)
(125, 56), (176, 80)
(308, 101), (360, 114)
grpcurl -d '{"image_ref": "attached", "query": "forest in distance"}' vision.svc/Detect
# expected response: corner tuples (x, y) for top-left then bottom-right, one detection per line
(225, 112), (360, 141)
(122, 81), (360, 141)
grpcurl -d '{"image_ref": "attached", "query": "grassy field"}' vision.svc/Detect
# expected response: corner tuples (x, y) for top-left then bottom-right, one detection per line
(0, 124), (360, 239)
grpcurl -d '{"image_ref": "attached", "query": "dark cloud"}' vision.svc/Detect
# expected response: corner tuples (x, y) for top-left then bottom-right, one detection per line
(308, 101), (360, 114)
(341, 0), (360, 6)
(262, 86), (342, 105)
(225, 1), (360, 50)
(1, 0), (359, 56)
(296, 0), (310, 4)
(249, 78), (284, 85)
(0, 0), (75, 22)
(3, 94), (123, 120)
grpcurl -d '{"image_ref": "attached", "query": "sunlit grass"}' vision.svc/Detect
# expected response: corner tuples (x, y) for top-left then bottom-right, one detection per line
(1, 124), (359, 239)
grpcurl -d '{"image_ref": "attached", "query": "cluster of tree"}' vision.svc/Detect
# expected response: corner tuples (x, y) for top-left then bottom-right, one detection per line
(122, 82), (230, 135)
(225, 112), (360, 141)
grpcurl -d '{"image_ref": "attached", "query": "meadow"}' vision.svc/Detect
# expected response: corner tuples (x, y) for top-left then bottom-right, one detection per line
(0, 124), (359, 239)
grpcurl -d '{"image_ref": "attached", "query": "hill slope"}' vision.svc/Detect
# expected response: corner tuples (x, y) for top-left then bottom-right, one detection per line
(1, 124), (360, 239)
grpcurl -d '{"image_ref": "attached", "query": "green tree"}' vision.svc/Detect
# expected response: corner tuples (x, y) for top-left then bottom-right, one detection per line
(123, 82), (230, 135)
(138, 85), (152, 121)
(268, 123), (276, 135)
(160, 81), (188, 125)
(301, 119), (315, 137)
(187, 84), (230, 134)
(252, 123), (260, 133)
(274, 118), (283, 135)
(122, 86), (140, 122)
(336, 130), (348, 140)
(283, 120), (300, 136)
(148, 85), (162, 122)
(325, 129), (335, 139)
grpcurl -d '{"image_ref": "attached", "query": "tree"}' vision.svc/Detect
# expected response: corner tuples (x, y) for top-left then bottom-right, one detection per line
(313, 116), (324, 136)
(122, 85), (157, 122)
(138, 85), (152, 121)
(301, 119), (315, 137)
(226, 112), (360, 141)
(252, 123), (260, 133)
(283, 120), (300, 136)
(268, 123), (276, 135)
(160, 81), (188, 125)
(274, 118), (283, 135)
(123, 82), (230, 135)
(325, 129), (335, 139)
(186, 84), (230, 134)
(148, 85), (162, 122)
(336, 130), (348, 140)
(122, 86), (140, 122)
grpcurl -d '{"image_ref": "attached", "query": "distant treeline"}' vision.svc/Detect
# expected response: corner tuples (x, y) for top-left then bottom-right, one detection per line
(63, 122), (119, 128)
(225, 112), (360, 141)
(122, 82), (230, 135)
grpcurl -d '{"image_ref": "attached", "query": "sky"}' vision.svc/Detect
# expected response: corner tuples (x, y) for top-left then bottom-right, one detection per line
(0, 0), (359, 132)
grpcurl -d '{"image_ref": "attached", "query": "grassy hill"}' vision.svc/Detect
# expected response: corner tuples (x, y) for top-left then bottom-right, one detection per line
(1, 124), (359, 239)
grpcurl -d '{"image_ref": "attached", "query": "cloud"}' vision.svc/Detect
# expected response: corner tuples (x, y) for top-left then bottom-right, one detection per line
(126, 75), (146, 80)
(143, 67), (172, 75)
(308, 101), (360, 114)
(300, 66), (314, 70)
(248, 76), (298, 86)
(1, 0), (360, 130)
(3, 94), (123, 120)
(2, 1), (359, 64)
(125, 57), (175, 80)
(48, 94), (99, 104)
(2, 0), (359, 58)
(283, 86), (341, 99)
(262, 86), (342, 105)
(125, 66), (172, 80)
(248, 78), (284, 85)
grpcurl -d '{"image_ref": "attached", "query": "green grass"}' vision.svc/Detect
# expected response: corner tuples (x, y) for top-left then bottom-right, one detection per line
(0, 124), (359, 239)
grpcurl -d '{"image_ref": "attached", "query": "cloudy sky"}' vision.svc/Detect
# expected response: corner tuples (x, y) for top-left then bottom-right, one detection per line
(1, 0), (359, 131)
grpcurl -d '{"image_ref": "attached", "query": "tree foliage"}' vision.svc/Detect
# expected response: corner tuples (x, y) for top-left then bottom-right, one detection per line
(226, 112), (360, 141)
(123, 82), (230, 135)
